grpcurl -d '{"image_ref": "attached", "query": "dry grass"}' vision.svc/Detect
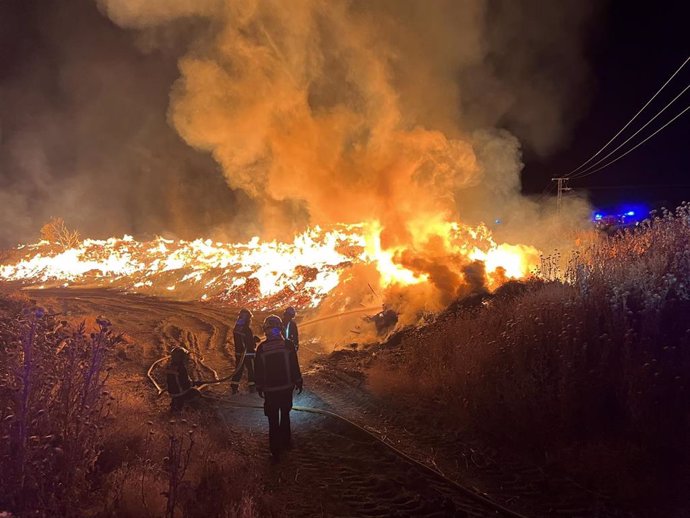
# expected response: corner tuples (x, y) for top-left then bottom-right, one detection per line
(371, 204), (690, 498)
(98, 419), (268, 518)
(0, 299), (122, 516)
(0, 297), (270, 518)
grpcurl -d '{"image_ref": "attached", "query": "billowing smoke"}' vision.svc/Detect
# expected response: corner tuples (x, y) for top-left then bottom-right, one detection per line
(100, 0), (594, 234)
(0, 0), (254, 247)
(2, 0), (598, 329)
(98, 0), (595, 241)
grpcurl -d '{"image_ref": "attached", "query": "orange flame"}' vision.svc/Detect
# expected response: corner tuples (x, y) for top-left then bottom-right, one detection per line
(0, 219), (539, 309)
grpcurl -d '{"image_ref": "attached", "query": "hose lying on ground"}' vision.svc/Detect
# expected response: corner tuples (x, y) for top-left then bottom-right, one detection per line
(147, 353), (527, 518)
(149, 304), (381, 395)
(147, 349), (245, 395)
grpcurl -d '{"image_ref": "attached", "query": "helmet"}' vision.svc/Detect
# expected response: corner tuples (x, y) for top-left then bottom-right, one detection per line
(283, 306), (296, 319)
(236, 308), (253, 326)
(170, 347), (190, 365)
(262, 315), (283, 338)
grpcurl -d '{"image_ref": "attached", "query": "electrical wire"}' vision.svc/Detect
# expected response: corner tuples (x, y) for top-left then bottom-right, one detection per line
(564, 55), (689, 178)
(570, 103), (690, 180)
(569, 83), (690, 179)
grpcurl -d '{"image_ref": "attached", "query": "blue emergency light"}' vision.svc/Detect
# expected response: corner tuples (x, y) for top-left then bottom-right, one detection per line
(592, 205), (647, 225)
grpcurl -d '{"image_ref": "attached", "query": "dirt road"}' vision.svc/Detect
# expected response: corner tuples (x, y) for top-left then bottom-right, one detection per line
(25, 288), (523, 517)
(25, 288), (628, 517)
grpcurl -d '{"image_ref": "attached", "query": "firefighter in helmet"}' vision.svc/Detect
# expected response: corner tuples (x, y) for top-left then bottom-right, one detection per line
(230, 308), (259, 395)
(165, 347), (204, 412)
(282, 306), (299, 352)
(254, 315), (303, 459)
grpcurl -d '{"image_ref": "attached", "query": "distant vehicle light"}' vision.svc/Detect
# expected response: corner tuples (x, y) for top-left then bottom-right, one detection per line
(495, 219), (501, 224)
(594, 213), (603, 221)
(626, 211), (635, 216)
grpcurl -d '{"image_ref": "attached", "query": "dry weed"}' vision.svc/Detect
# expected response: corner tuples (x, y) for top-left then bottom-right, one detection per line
(377, 204), (690, 460)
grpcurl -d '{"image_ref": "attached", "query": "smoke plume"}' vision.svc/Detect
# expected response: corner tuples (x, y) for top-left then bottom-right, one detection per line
(96, 0), (595, 243)
(0, 0), (252, 247)
(1, 0), (599, 322)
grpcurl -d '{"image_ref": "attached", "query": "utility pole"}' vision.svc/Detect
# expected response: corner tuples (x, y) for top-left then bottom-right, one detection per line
(551, 177), (572, 213)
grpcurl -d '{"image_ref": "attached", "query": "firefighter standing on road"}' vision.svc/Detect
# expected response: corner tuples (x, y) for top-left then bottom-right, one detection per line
(254, 315), (303, 459)
(282, 306), (299, 352)
(230, 308), (258, 395)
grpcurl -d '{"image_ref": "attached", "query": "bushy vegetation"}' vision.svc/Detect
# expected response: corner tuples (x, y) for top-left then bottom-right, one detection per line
(0, 297), (267, 518)
(100, 416), (265, 518)
(375, 204), (690, 497)
(0, 298), (121, 515)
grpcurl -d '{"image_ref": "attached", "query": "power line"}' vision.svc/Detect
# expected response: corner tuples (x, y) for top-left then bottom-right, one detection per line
(570, 103), (690, 180)
(564, 55), (689, 178)
(569, 83), (690, 179)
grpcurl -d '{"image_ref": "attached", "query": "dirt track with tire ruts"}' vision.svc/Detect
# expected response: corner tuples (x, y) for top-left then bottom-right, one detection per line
(26, 288), (630, 517)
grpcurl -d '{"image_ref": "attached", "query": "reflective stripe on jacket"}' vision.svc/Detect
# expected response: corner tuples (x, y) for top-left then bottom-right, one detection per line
(233, 323), (256, 356)
(254, 337), (302, 393)
(283, 319), (299, 351)
(165, 364), (193, 397)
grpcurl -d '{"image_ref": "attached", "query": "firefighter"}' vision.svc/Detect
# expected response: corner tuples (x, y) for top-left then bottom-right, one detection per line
(230, 308), (259, 395)
(166, 347), (203, 412)
(254, 315), (303, 459)
(282, 306), (299, 352)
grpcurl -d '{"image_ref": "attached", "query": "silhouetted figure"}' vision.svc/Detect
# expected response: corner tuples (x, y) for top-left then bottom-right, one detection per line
(255, 315), (303, 459)
(230, 308), (259, 394)
(165, 347), (203, 412)
(282, 306), (299, 352)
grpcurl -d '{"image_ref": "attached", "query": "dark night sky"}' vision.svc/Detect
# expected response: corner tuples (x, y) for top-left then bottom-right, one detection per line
(521, 0), (690, 211)
(0, 0), (688, 244)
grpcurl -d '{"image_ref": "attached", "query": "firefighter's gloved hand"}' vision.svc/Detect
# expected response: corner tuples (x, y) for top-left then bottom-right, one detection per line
(295, 380), (303, 395)
(257, 390), (264, 398)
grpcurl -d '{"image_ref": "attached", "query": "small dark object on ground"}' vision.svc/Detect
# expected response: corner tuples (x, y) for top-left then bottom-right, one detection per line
(368, 308), (398, 335)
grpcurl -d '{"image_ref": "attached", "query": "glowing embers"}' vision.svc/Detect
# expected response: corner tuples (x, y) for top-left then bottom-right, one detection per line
(0, 219), (540, 307)
(0, 229), (364, 307)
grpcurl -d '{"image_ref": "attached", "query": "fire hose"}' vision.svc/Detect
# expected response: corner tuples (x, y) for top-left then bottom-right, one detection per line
(147, 352), (528, 518)
(147, 348), (246, 396)
(147, 306), (382, 395)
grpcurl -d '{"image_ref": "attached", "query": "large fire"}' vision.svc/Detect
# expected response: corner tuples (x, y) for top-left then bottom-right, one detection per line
(0, 219), (539, 310)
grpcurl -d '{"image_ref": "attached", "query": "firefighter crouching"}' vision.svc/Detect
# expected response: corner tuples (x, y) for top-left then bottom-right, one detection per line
(165, 347), (204, 412)
(254, 315), (303, 459)
(282, 306), (299, 352)
(230, 308), (259, 395)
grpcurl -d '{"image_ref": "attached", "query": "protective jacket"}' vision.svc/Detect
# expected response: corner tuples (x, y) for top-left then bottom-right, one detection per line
(233, 321), (256, 358)
(283, 318), (299, 351)
(166, 363), (193, 396)
(254, 336), (302, 393)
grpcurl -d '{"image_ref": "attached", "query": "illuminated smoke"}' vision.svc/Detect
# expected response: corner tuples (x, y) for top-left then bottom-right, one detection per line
(97, 0), (594, 231)
(90, 0), (597, 323)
